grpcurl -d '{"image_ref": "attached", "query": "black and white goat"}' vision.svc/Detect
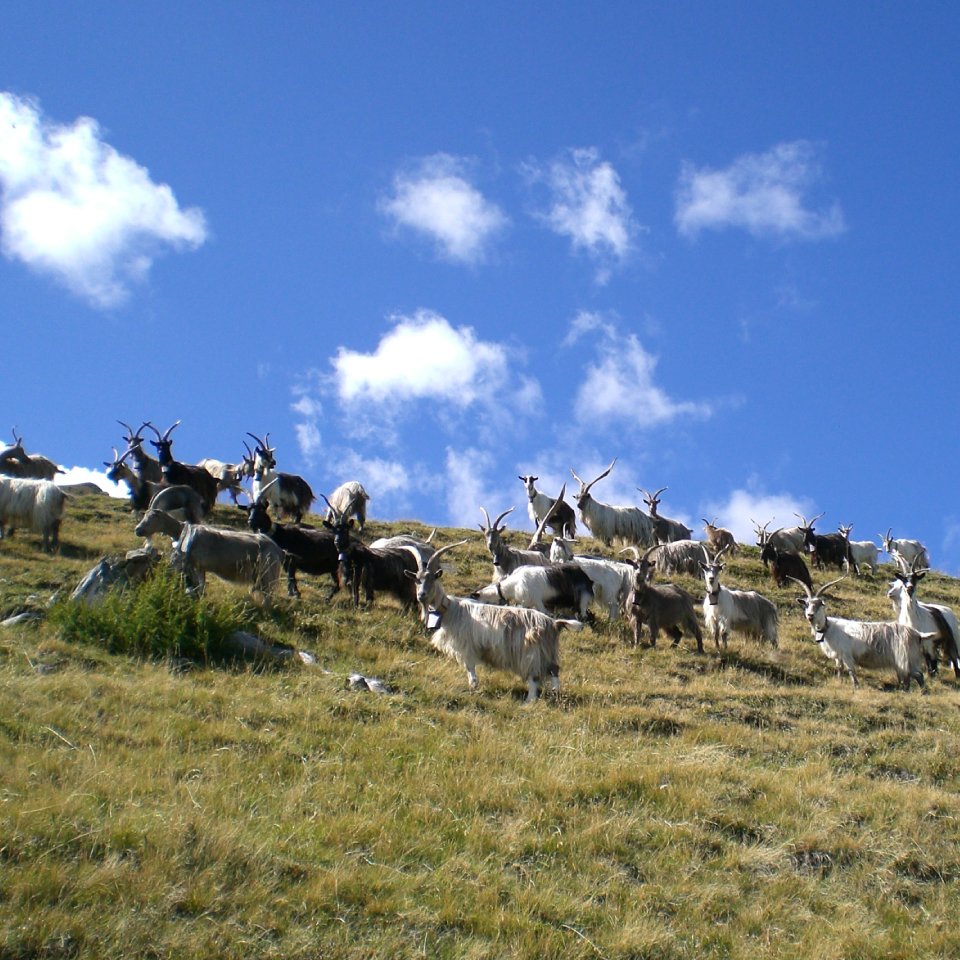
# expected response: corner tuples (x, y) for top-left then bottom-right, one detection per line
(406, 540), (583, 701)
(570, 459), (655, 548)
(838, 525), (878, 576)
(793, 576), (931, 691)
(803, 521), (853, 573)
(471, 563), (594, 620)
(889, 562), (960, 678)
(246, 432), (315, 523)
(518, 475), (576, 539)
(753, 514), (822, 557)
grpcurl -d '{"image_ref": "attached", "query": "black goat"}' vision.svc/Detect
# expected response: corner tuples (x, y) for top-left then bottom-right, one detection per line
(243, 498), (340, 599)
(803, 527), (853, 572)
(626, 574), (703, 652)
(146, 421), (219, 513)
(760, 542), (813, 589)
(324, 510), (419, 610)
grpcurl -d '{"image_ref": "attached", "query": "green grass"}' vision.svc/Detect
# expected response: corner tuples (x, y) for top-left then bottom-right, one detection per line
(0, 494), (958, 958)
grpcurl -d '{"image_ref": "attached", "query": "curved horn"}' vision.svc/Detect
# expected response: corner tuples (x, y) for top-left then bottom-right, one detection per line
(479, 506), (492, 531)
(426, 538), (471, 572)
(492, 507), (514, 531)
(246, 431), (268, 451)
(161, 420), (181, 442)
(786, 575), (814, 598)
(144, 421), (162, 440)
(814, 575), (846, 599)
(581, 458), (616, 495)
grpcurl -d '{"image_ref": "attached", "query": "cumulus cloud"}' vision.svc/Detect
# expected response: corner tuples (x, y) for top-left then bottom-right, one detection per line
(380, 153), (507, 263)
(701, 486), (817, 545)
(531, 147), (638, 282)
(569, 314), (711, 429)
(0, 92), (207, 306)
(56, 465), (126, 497)
(331, 309), (539, 413)
(675, 140), (845, 241)
(445, 447), (502, 528)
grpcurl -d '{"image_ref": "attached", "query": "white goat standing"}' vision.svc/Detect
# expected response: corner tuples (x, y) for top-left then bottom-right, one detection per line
(793, 576), (931, 691)
(0, 476), (68, 551)
(570, 459), (655, 548)
(880, 528), (930, 571)
(406, 540), (583, 702)
(889, 564), (960, 679)
(700, 547), (778, 649)
(518, 475), (576, 539)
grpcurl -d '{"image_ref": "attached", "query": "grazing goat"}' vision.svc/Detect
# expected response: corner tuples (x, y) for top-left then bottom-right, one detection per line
(480, 506), (551, 580)
(246, 432), (315, 523)
(701, 518), (737, 556)
(639, 487), (692, 544)
(0, 476), (67, 551)
(324, 506), (419, 610)
(471, 563), (594, 620)
(760, 542), (812, 590)
(135, 509), (286, 598)
(406, 540), (582, 701)
(838, 525), (878, 576)
(145, 421), (219, 513)
(518, 475), (576, 539)
(243, 497), (340, 599)
(889, 564), (960, 678)
(793, 576), (930, 691)
(324, 480), (370, 531)
(700, 548), (778, 649)
(0, 429), (62, 481)
(880, 528), (930, 571)
(571, 459), (655, 548)
(625, 565), (703, 652)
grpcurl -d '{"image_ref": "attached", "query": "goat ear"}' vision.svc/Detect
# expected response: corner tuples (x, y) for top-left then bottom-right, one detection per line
(796, 597), (807, 606)
(322, 520), (333, 530)
(404, 569), (417, 580)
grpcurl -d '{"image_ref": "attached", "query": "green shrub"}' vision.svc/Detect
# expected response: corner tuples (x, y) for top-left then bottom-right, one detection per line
(48, 566), (249, 662)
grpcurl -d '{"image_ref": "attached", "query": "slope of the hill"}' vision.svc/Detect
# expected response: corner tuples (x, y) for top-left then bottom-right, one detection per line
(1, 495), (958, 959)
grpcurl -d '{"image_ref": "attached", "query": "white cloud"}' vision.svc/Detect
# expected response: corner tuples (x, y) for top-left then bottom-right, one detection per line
(701, 487), (817, 545)
(380, 153), (506, 263)
(570, 319), (711, 429)
(445, 447), (503, 529)
(332, 309), (537, 412)
(675, 140), (845, 241)
(293, 421), (322, 462)
(56, 465), (126, 497)
(533, 147), (638, 282)
(0, 93), (207, 306)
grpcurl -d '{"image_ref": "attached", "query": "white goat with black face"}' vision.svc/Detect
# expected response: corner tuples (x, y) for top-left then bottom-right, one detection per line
(570, 459), (655, 548)
(699, 547), (778, 649)
(518, 475), (576, 539)
(793, 576), (931, 691)
(406, 541), (582, 702)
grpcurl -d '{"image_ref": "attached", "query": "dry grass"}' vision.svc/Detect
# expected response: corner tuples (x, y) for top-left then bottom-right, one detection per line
(1, 494), (958, 958)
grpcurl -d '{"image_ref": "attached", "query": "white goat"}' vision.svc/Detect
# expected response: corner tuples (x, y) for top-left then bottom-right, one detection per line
(407, 541), (583, 701)
(794, 576), (931, 691)
(889, 565), (960, 679)
(0, 476), (68, 551)
(880, 528), (930, 571)
(471, 563), (594, 619)
(570, 460), (655, 548)
(196, 458), (246, 505)
(838, 524), (878, 576)
(646, 539), (706, 579)
(700, 548), (778, 649)
(325, 480), (370, 531)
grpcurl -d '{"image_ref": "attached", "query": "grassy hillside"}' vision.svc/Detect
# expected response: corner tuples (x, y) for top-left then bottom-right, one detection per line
(1, 495), (959, 959)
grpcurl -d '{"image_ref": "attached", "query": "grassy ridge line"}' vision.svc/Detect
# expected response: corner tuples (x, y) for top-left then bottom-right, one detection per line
(0, 495), (959, 959)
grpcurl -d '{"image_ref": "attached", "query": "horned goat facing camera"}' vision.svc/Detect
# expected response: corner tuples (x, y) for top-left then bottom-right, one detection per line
(325, 480), (370, 531)
(518, 475), (576, 539)
(793, 576), (933, 691)
(0, 476), (68, 552)
(623, 549), (703, 652)
(700, 547), (779, 649)
(406, 540), (583, 702)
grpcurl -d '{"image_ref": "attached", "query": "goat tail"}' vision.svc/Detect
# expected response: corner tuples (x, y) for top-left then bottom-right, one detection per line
(554, 618), (585, 633)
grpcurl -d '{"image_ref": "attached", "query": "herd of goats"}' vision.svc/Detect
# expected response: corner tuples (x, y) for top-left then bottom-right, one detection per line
(0, 423), (958, 701)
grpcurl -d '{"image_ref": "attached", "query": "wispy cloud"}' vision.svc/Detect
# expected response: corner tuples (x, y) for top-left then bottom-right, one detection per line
(530, 147), (638, 283)
(675, 140), (845, 241)
(568, 312), (712, 429)
(379, 153), (507, 264)
(0, 92), (207, 306)
(701, 485), (817, 545)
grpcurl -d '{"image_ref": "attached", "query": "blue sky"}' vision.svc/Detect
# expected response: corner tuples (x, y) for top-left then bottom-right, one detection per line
(2, 3), (959, 568)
